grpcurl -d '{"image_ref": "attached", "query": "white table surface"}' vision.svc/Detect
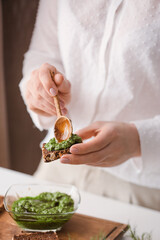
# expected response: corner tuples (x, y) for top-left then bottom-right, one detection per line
(0, 167), (160, 239)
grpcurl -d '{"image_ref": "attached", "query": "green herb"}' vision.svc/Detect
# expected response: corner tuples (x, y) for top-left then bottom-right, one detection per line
(127, 226), (152, 240)
(45, 133), (82, 151)
(67, 226), (152, 240)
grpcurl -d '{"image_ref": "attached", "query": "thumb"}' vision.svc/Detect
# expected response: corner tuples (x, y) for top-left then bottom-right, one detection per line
(76, 124), (98, 140)
(54, 73), (71, 94)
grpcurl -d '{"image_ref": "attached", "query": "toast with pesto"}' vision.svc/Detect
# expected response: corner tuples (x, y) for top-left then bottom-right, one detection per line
(42, 134), (82, 162)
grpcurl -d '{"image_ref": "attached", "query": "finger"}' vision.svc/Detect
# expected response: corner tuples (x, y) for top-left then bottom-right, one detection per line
(86, 162), (109, 167)
(30, 70), (67, 113)
(61, 144), (109, 165)
(54, 73), (71, 94)
(38, 88), (55, 107)
(86, 155), (112, 167)
(28, 88), (57, 113)
(28, 94), (57, 116)
(30, 102), (56, 116)
(75, 124), (99, 140)
(58, 92), (71, 105)
(38, 87), (66, 110)
(87, 142), (127, 167)
(32, 91), (68, 116)
(87, 158), (124, 167)
(29, 81), (55, 107)
(39, 64), (58, 97)
(60, 143), (120, 167)
(61, 108), (68, 115)
(28, 107), (54, 117)
(70, 130), (112, 155)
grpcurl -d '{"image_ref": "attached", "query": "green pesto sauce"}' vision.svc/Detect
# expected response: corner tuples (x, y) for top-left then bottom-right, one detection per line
(12, 192), (74, 230)
(45, 133), (82, 151)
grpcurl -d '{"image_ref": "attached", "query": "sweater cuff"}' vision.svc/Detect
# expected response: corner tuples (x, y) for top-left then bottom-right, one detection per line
(132, 116), (160, 175)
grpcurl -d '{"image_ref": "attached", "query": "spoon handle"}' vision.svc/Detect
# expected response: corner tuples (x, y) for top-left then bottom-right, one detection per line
(50, 71), (62, 118)
(54, 95), (62, 118)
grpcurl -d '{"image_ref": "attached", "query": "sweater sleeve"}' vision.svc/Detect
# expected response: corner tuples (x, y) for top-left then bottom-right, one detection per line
(19, 0), (64, 131)
(132, 116), (160, 185)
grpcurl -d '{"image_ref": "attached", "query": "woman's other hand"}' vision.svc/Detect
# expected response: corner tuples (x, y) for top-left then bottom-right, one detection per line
(25, 63), (71, 116)
(61, 121), (141, 167)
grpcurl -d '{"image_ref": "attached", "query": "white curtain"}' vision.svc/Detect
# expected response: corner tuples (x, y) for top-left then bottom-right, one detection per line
(0, 0), (10, 168)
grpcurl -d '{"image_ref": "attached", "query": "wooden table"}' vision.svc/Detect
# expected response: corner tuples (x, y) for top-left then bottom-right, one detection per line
(0, 167), (160, 239)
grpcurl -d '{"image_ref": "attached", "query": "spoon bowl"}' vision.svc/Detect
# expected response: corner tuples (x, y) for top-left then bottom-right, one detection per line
(54, 116), (72, 142)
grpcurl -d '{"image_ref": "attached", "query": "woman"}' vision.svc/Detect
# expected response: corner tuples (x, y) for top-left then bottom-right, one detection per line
(20, 0), (160, 210)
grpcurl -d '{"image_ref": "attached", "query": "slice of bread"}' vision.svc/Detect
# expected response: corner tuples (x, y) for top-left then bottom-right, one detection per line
(42, 143), (70, 162)
(0, 196), (4, 213)
(13, 231), (58, 240)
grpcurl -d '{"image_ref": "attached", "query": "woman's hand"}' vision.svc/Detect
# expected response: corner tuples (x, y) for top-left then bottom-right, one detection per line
(60, 121), (141, 167)
(25, 63), (71, 116)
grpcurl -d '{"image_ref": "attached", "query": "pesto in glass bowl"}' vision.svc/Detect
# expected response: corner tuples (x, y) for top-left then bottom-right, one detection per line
(4, 183), (81, 232)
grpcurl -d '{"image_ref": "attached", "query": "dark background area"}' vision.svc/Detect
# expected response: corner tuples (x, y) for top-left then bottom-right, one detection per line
(2, 0), (46, 174)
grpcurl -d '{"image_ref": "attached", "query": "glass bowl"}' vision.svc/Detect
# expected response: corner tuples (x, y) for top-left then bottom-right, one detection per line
(4, 183), (81, 232)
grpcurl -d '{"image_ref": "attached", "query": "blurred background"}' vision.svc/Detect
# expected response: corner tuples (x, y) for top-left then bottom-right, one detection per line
(0, 0), (46, 174)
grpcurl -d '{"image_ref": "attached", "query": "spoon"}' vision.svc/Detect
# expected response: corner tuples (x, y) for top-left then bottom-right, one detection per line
(50, 71), (72, 142)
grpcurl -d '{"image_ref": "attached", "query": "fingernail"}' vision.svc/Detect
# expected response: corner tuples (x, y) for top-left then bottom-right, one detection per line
(70, 147), (79, 154)
(49, 88), (57, 96)
(61, 158), (70, 163)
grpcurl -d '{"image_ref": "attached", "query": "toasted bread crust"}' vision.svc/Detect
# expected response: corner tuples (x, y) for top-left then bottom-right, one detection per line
(42, 143), (70, 162)
(13, 231), (58, 240)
